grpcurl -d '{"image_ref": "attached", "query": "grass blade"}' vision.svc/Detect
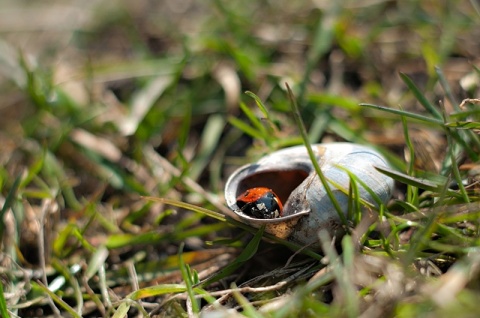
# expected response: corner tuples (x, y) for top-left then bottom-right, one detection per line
(199, 226), (264, 287)
(286, 83), (346, 225)
(444, 121), (480, 129)
(0, 175), (21, 241)
(0, 282), (10, 318)
(445, 130), (470, 203)
(178, 243), (200, 313)
(402, 116), (418, 205)
(319, 231), (358, 317)
(435, 66), (459, 109)
(35, 281), (81, 318)
(231, 283), (263, 318)
(374, 166), (462, 199)
(188, 114), (225, 180)
(112, 302), (131, 318)
(85, 246), (109, 280)
(359, 103), (443, 125)
(399, 72), (443, 119)
(143, 196), (227, 221)
(145, 197), (323, 260)
(245, 90), (272, 121)
(128, 284), (187, 300)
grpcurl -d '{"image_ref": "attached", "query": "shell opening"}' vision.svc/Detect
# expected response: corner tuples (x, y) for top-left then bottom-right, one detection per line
(235, 169), (310, 207)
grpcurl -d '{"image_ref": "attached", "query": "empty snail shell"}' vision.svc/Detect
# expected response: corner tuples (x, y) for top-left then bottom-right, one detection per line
(224, 143), (394, 250)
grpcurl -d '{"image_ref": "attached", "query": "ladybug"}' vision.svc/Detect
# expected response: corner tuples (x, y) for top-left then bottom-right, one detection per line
(236, 187), (283, 219)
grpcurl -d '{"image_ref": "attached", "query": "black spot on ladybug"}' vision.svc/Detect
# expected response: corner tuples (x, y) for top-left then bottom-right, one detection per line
(236, 187), (283, 219)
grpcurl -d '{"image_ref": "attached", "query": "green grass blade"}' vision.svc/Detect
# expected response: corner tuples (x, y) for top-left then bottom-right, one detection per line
(35, 281), (81, 318)
(178, 244), (200, 313)
(399, 72), (443, 119)
(128, 284), (187, 300)
(85, 246), (109, 280)
(199, 226), (264, 287)
(239, 101), (268, 136)
(446, 130), (470, 203)
(231, 284), (263, 318)
(245, 91), (272, 120)
(374, 166), (462, 199)
(359, 103), (444, 125)
(0, 174), (21, 241)
(335, 165), (384, 208)
(112, 302), (131, 318)
(144, 197), (322, 259)
(346, 175), (361, 224)
(0, 282), (10, 318)
(228, 116), (266, 141)
(319, 231), (358, 318)
(287, 83), (346, 225)
(341, 236), (359, 318)
(435, 66), (459, 109)
(402, 116), (418, 205)
(403, 213), (438, 266)
(444, 121), (480, 129)
(188, 114), (225, 180)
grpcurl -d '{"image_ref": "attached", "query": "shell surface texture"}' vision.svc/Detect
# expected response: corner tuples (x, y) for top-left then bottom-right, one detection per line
(224, 143), (394, 250)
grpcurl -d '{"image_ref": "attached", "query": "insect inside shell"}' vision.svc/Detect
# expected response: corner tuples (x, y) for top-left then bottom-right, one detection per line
(224, 143), (394, 250)
(236, 187), (283, 219)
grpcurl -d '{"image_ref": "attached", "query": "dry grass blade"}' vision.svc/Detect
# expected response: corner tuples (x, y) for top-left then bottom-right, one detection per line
(142, 197), (227, 222)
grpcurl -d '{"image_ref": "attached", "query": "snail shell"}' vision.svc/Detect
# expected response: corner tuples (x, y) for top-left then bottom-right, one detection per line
(224, 143), (394, 249)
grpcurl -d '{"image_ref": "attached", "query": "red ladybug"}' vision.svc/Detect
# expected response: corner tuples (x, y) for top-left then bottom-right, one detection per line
(236, 187), (283, 219)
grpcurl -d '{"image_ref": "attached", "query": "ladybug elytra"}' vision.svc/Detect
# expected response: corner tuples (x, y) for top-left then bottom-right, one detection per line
(236, 187), (283, 219)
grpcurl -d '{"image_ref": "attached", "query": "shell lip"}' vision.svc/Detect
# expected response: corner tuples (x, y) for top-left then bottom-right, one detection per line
(233, 208), (310, 224)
